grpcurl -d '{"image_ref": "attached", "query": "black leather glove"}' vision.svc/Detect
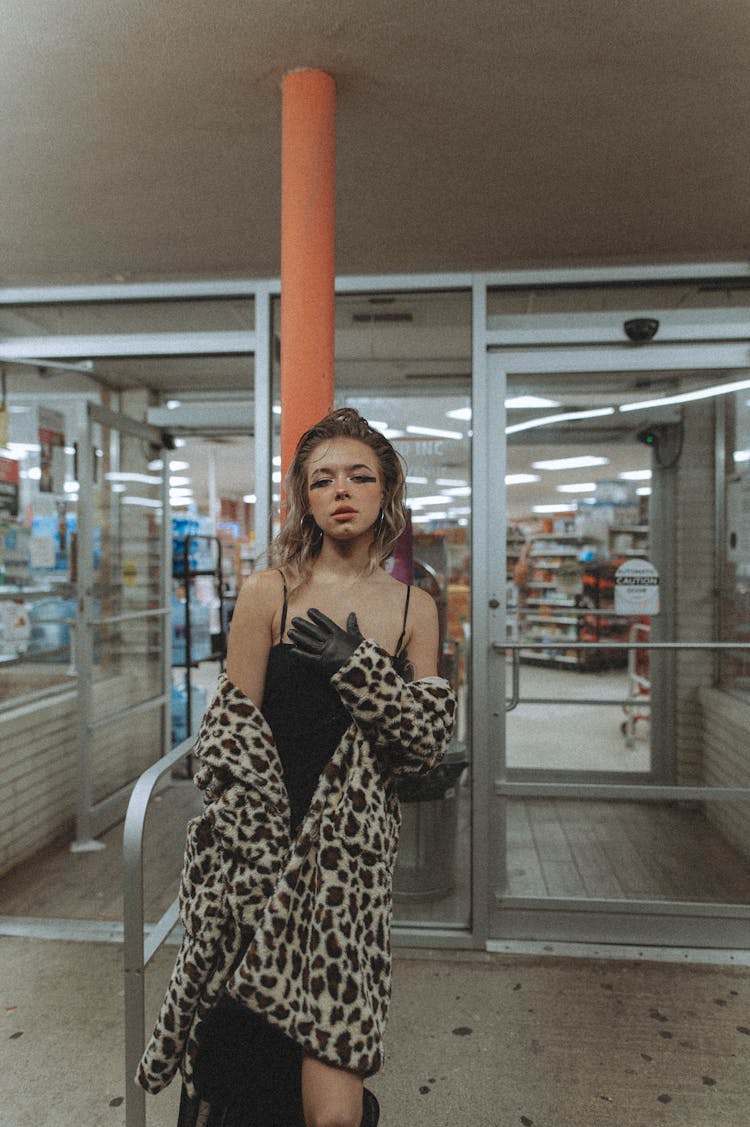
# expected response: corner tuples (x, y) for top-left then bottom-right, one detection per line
(287, 608), (364, 679)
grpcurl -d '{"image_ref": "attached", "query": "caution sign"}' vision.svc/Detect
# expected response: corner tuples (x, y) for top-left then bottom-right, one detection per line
(615, 558), (660, 615)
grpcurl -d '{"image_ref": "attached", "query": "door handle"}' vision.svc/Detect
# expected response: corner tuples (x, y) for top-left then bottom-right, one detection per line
(505, 645), (520, 712)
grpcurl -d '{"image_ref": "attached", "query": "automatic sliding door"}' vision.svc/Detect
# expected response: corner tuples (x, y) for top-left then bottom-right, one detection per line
(74, 405), (169, 846)
(483, 347), (750, 947)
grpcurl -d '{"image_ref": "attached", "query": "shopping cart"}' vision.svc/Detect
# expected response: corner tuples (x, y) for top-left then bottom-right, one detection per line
(621, 620), (651, 748)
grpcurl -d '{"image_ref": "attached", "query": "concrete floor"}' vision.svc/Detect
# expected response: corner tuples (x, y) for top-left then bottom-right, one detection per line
(2, 937), (749, 1127)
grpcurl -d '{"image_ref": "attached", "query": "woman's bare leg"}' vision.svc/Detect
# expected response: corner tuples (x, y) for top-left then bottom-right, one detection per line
(301, 1054), (363, 1127)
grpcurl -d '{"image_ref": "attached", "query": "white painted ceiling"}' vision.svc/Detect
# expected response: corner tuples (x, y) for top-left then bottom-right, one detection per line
(3, 0), (750, 284)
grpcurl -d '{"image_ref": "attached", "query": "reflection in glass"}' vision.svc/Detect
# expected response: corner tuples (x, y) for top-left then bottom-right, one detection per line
(346, 393), (472, 929)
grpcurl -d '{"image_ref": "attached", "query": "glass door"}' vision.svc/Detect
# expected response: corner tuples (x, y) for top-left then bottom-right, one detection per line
(73, 404), (170, 849)
(479, 343), (750, 948)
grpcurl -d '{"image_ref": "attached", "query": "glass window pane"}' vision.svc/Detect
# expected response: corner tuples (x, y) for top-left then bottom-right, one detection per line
(345, 391), (472, 929)
(506, 797), (750, 904)
(720, 391), (750, 699)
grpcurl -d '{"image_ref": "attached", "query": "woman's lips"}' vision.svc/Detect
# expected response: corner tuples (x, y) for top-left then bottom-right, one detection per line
(332, 507), (357, 519)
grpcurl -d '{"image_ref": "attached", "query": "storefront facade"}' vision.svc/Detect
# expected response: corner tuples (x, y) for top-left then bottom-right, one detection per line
(2, 261), (750, 949)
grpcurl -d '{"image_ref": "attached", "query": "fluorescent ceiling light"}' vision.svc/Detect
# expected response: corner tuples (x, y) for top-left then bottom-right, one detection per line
(619, 376), (750, 412)
(733, 450), (750, 463)
(173, 438), (187, 448)
(272, 455), (281, 466)
(110, 483), (126, 493)
(505, 395), (560, 409)
(406, 425), (464, 440)
(105, 471), (162, 485)
(405, 475), (429, 485)
(619, 469), (652, 481)
(272, 471), (282, 483)
(242, 493), (257, 503)
(505, 473), (541, 485)
(121, 496), (162, 508)
(411, 511), (448, 523)
(444, 485), (471, 496)
(166, 399), (181, 410)
(435, 477), (467, 486)
(368, 419), (389, 430)
(383, 428), (404, 439)
(63, 481), (79, 493)
(506, 407), (615, 435)
(409, 495), (452, 508)
(169, 476), (191, 486)
(636, 487), (652, 496)
(557, 482), (596, 493)
(532, 455), (610, 471)
(25, 466), (42, 480)
(446, 407), (472, 420)
(532, 503), (577, 513)
(273, 404), (282, 415)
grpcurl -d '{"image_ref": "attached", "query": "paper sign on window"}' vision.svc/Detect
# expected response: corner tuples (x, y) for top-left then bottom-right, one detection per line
(614, 558), (660, 615)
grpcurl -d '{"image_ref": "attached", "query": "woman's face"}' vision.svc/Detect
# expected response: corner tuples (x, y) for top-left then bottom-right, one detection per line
(305, 437), (384, 542)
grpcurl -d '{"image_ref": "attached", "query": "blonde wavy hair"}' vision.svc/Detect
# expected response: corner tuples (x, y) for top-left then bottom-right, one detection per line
(270, 408), (406, 589)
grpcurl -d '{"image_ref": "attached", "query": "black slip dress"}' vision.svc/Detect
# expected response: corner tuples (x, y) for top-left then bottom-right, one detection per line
(178, 573), (411, 1127)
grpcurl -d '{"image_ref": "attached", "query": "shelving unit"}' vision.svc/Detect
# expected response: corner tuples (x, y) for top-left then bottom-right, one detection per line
(608, 524), (650, 558)
(172, 534), (226, 743)
(506, 526), (527, 642)
(517, 532), (630, 669)
(232, 537), (256, 592)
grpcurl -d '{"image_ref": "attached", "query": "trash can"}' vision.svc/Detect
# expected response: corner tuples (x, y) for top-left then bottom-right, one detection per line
(393, 756), (468, 902)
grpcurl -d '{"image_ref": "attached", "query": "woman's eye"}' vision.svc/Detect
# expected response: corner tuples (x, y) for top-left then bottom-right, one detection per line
(352, 475), (377, 484)
(309, 478), (332, 490)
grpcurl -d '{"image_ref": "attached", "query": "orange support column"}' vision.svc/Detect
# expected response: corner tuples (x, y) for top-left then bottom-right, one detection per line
(280, 69), (336, 481)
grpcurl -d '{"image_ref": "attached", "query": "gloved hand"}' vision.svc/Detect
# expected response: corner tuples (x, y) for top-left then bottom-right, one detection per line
(288, 608), (364, 679)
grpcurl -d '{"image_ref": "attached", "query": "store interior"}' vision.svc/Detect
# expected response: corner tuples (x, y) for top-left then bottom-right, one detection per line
(3, 283), (727, 762)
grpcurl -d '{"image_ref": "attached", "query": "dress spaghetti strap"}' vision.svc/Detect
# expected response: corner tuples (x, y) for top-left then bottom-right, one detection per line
(277, 569), (289, 641)
(394, 584), (411, 656)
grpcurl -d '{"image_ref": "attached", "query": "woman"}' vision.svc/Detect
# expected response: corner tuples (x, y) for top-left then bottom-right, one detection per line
(138, 408), (457, 1127)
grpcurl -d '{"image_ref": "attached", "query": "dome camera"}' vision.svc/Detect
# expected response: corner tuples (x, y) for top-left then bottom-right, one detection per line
(624, 317), (660, 343)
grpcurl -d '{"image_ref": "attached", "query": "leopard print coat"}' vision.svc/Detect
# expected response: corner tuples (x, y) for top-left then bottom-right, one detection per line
(137, 639), (456, 1098)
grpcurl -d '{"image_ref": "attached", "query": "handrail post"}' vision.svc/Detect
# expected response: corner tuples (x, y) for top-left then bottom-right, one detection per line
(123, 738), (195, 1127)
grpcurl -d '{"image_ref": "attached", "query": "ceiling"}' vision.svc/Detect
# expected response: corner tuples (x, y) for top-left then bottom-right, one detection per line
(2, 0), (749, 286)
(2, 1), (749, 515)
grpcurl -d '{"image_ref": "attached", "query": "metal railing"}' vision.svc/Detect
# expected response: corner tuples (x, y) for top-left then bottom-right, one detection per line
(123, 737), (194, 1127)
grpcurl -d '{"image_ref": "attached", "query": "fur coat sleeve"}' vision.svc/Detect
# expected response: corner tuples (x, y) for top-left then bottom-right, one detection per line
(137, 639), (456, 1099)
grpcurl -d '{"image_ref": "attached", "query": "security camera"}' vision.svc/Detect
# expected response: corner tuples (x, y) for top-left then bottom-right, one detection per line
(624, 317), (660, 343)
(637, 425), (664, 447)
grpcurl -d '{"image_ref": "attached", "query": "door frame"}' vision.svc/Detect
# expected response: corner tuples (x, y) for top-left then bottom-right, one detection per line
(472, 330), (750, 948)
(72, 403), (170, 850)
